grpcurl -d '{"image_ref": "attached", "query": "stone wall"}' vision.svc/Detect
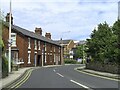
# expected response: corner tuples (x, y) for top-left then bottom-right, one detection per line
(86, 62), (119, 74)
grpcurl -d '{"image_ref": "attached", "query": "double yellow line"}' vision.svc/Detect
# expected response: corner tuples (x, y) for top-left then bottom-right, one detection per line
(6, 69), (33, 90)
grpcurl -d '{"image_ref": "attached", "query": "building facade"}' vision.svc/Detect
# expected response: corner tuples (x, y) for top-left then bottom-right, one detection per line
(55, 39), (74, 59)
(2, 13), (63, 67)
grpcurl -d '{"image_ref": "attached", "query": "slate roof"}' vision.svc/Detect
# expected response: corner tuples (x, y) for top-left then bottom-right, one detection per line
(55, 39), (72, 45)
(3, 21), (60, 46)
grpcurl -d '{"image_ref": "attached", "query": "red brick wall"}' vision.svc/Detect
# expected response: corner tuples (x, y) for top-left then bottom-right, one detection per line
(2, 25), (62, 67)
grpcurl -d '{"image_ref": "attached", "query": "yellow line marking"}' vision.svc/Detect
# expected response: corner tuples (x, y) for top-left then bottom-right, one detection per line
(74, 68), (120, 82)
(15, 70), (32, 88)
(9, 69), (33, 89)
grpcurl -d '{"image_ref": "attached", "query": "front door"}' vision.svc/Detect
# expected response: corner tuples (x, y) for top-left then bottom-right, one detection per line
(37, 55), (41, 66)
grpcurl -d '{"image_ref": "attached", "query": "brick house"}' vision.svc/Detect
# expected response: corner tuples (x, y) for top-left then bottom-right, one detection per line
(2, 13), (63, 67)
(55, 39), (74, 59)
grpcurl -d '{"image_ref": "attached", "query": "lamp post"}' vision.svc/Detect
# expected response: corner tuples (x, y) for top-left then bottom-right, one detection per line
(8, 0), (12, 73)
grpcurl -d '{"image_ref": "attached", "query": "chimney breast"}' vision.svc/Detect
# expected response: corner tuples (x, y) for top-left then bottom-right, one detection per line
(35, 27), (42, 35)
(5, 13), (13, 24)
(45, 33), (51, 39)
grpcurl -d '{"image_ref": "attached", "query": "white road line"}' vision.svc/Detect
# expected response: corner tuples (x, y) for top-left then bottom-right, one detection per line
(70, 80), (90, 89)
(53, 69), (56, 72)
(56, 73), (64, 77)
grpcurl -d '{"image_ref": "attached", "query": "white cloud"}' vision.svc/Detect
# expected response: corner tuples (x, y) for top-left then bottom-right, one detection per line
(1, 0), (119, 40)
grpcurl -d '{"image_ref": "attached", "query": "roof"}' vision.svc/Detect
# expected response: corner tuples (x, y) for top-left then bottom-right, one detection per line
(77, 40), (86, 45)
(3, 21), (60, 46)
(55, 39), (72, 45)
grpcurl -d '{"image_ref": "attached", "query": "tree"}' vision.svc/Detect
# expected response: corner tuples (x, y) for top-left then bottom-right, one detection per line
(86, 22), (116, 63)
(75, 45), (84, 59)
(112, 20), (120, 64)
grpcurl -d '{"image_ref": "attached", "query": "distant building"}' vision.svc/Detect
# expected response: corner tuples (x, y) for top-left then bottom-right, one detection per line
(70, 40), (87, 60)
(55, 39), (74, 59)
(2, 13), (63, 67)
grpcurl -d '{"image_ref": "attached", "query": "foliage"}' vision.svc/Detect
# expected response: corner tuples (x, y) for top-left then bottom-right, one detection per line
(64, 59), (79, 64)
(86, 21), (120, 64)
(75, 44), (87, 60)
(75, 45), (84, 59)
(2, 55), (8, 78)
(0, 37), (8, 78)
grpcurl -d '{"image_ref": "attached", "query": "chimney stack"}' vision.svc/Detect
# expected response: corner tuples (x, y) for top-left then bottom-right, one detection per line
(45, 32), (51, 39)
(5, 13), (13, 24)
(35, 27), (42, 35)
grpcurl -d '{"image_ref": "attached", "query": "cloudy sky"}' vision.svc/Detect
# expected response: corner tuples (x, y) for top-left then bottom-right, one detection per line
(0, 0), (119, 40)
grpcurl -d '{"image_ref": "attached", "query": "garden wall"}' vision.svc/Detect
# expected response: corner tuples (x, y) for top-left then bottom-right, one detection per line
(86, 62), (120, 74)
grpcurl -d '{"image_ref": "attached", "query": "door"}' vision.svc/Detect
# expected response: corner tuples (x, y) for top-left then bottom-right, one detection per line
(37, 55), (41, 66)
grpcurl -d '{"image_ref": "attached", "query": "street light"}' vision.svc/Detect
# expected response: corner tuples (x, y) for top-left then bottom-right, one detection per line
(8, 0), (12, 73)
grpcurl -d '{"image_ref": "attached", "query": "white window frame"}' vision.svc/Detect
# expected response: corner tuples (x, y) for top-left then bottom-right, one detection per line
(28, 51), (31, 64)
(54, 47), (55, 52)
(11, 33), (16, 47)
(28, 38), (31, 49)
(38, 41), (41, 50)
(45, 53), (47, 63)
(34, 40), (37, 50)
(54, 54), (55, 63)
(45, 43), (46, 51)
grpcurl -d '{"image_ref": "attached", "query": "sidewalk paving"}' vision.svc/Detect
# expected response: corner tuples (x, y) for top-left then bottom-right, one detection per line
(76, 66), (120, 80)
(0, 67), (34, 89)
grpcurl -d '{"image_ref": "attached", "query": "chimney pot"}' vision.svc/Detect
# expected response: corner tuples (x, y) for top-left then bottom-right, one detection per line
(45, 32), (51, 39)
(35, 27), (42, 35)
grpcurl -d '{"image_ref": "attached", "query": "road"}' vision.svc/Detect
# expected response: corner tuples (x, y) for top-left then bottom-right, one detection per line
(17, 65), (119, 89)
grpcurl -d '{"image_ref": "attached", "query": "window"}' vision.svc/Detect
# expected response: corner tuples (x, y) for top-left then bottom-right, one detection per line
(59, 47), (60, 53)
(45, 43), (46, 51)
(28, 51), (31, 64)
(54, 47), (55, 52)
(28, 38), (31, 49)
(11, 33), (16, 47)
(38, 41), (41, 50)
(45, 53), (46, 63)
(34, 40), (37, 50)
(50, 45), (52, 52)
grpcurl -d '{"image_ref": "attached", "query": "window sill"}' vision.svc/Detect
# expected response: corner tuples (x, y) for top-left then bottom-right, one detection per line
(28, 62), (31, 64)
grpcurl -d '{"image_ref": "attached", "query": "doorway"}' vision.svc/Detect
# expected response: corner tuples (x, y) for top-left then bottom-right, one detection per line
(37, 55), (41, 66)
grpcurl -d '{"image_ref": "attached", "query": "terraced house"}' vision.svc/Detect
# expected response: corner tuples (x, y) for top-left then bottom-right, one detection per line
(2, 13), (63, 67)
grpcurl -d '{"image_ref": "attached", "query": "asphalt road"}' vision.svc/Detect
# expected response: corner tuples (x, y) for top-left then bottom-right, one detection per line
(17, 65), (119, 89)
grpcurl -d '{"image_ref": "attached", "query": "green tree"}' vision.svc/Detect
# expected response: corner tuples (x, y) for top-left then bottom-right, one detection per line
(86, 22), (116, 63)
(112, 20), (120, 64)
(75, 45), (84, 59)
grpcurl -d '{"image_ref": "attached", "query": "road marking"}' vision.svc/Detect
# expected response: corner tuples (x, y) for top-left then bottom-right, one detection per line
(74, 68), (120, 82)
(9, 69), (33, 89)
(70, 80), (90, 89)
(53, 69), (56, 72)
(56, 73), (64, 77)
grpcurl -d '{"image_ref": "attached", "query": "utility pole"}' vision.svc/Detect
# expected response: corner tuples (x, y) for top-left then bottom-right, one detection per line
(118, 1), (120, 20)
(8, 0), (12, 73)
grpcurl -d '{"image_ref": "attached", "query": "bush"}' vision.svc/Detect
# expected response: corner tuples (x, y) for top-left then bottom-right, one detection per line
(64, 59), (78, 64)
(2, 55), (8, 78)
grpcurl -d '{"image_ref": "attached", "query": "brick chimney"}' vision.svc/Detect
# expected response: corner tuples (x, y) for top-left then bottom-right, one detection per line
(5, 13), (13, 24)
(35, 27), (42, 35)
(45, 33), (51, 39)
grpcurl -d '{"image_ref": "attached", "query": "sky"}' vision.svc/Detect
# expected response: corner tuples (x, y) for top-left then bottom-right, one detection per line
(0, 0), (119, 41)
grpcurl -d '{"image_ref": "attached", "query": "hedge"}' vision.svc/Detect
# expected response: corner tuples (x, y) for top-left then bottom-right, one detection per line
(2, 55), (8, 78)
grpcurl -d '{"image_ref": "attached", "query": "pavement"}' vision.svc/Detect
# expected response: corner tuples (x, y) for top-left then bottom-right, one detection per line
(0, 64), (119, 89)
(75, 66), (120, 80)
